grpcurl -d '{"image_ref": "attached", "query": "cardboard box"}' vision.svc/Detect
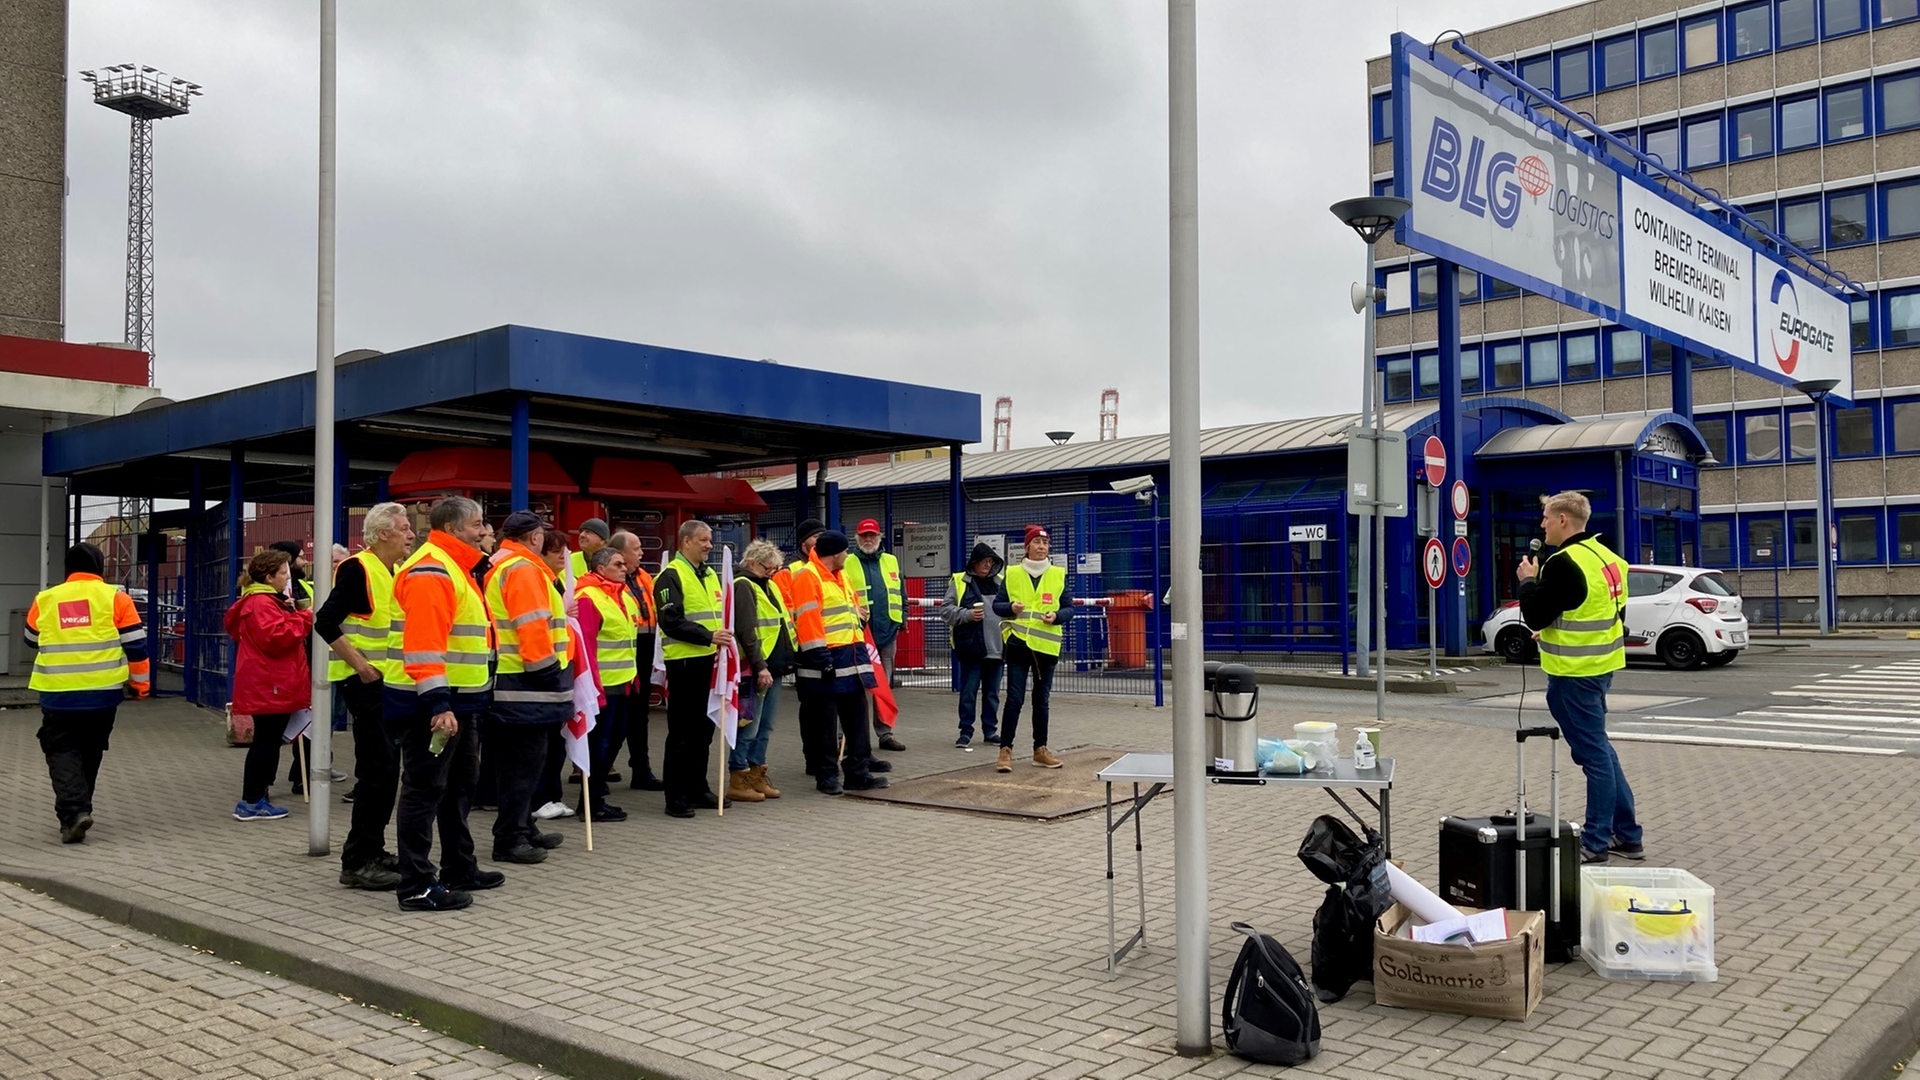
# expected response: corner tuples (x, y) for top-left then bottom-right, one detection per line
(1372, 903), (1545, 1020)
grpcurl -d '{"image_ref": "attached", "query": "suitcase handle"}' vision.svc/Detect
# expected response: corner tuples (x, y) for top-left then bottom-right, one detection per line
(1515, 726), (1561, 742)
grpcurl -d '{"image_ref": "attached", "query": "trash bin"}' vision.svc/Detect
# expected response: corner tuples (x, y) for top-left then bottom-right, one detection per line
(1107, 590), (1151, 669)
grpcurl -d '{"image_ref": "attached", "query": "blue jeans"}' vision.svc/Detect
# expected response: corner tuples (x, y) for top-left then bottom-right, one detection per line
(956, 657), (1003, 743)
(1545, 671), (1642, 852)
(729, 683), (777, 771)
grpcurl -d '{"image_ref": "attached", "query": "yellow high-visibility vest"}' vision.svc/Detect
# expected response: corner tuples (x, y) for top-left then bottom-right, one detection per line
(327, 549), (402, 683)
(486, 552), (570, 676)
(580, 583), (639, 688)
(661, 555), (723, 661)
(1002, 564), (1067, 657)
(28, 578), (131, 693)
(1537, 539), (1628, 677)
(843, 551), (904, 623)
(387, 540), (492, 692)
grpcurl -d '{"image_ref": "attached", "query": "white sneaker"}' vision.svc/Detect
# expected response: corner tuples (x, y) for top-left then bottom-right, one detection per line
(532, 801), (573, 820)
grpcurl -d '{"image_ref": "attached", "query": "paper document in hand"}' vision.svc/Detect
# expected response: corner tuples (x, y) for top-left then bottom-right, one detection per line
(282, 707), (314, 743)
(1411, 908), (1511, 945)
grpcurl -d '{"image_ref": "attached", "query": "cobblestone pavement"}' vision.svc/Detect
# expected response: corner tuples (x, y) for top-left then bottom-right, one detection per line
(0, 880), (560, 1079)
(2, 687), (1917, 1079)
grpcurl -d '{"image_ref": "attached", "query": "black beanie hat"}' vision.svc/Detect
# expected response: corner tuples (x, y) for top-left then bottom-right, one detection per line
(500, 511), (544, 540)
(65, 542), (105, 577)
(812, 530), (849, 557)
(797, 518), (825, 544)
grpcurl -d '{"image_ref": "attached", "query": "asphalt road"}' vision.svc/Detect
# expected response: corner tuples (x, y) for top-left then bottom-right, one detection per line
(1287, 637), (1920, 756)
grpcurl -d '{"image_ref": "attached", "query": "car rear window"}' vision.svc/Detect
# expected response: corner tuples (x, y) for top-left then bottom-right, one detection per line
(1690, 571), (1735, 597)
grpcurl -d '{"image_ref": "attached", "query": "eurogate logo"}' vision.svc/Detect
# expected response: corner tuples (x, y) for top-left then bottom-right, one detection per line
(1768, 269), (1837, 374)
(1418, 117), (1616, 239)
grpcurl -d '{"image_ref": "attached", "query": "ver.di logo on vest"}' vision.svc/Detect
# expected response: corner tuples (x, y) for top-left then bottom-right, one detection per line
(1418, 117), (1616, 239)
(1768, 269), (1838, 375)
(57, 600), (92, 629)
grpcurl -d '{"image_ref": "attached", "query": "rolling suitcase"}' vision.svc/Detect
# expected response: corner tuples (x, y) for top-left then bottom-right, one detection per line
(1437, 725), (1581, 963)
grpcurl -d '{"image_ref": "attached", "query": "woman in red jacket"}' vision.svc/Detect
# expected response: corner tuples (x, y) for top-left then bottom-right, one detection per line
(226, 549), (314, 821)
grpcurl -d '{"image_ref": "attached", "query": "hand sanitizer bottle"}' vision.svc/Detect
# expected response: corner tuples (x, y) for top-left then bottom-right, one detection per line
(1352, 728), (1376, 770)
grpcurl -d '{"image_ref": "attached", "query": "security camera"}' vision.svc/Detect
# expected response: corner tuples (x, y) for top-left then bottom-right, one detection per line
(1110, 475), (1156, 496)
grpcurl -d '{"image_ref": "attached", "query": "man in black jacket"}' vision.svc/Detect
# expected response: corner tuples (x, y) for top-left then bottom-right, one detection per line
(653, 520), (735, 818)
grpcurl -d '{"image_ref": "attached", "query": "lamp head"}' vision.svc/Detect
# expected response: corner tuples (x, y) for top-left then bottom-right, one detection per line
(1793, 377), (1841, 400)
(1045, 430), (1074, 445)
(1330, 196), (1411, 245)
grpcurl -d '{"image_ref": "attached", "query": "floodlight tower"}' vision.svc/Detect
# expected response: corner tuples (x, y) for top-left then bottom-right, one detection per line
(78, 64), (202, 381)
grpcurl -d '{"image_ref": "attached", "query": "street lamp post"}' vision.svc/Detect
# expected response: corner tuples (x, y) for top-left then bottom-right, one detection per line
(1330, 196), (1410, 699)
(1795, 378), (1840, 635)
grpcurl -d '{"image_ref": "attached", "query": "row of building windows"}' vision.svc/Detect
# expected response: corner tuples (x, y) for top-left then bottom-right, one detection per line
(1702, 504), (1920, 567)
(1598, 70), (1920, 173)
(1371, 0), (1920, 143)
(1375, 286), (1920, 403)
(1735, 179), (1920, 253)
(1695, 394), (1920, 463)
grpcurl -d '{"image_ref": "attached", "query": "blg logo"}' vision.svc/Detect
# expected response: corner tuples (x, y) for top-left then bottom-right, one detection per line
(1419, 117), (1534, 228)
(1768, 269), (1837, 374)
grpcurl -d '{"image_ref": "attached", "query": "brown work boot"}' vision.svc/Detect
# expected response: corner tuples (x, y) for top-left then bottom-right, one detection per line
(1032, 746), (1064, 769)
(996, 746), (1013, 773)
(750, 765), (781, 799)
(726, 770), (766, 803)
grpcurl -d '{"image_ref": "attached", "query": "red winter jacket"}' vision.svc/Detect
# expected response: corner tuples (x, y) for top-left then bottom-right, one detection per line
(225, 586), (314, 715)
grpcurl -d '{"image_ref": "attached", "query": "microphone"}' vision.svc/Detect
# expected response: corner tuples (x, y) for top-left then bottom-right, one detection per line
(1528, 538), (1543, 556)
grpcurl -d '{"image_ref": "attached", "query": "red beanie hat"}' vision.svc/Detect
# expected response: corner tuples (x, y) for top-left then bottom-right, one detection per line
(1024, 525), (1049, 545)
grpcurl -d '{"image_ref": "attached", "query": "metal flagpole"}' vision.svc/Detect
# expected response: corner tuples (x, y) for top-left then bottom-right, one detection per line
(308, 0), (338, 855)
(1167, 0), (1210, 1056)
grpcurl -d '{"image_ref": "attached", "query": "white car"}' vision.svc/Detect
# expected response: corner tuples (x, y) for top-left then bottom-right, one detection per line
(1481, 564), (1749, 670)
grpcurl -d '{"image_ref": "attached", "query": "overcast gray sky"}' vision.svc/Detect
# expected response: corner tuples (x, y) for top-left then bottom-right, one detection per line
(65, 0), (1559, 450)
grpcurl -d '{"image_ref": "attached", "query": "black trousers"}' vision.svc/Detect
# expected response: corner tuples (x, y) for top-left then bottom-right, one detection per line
(244, 713), (294, 803)
(389, 707), (481, 894)
(38, 707), (117, 825)
(797, 686), (875, 785)
(1000, 638), (1058, 750)
(587, 691), (628, 803)
(663, 657), (717, 807)
(534, 723), (566, 809)
(489, 719), (557, 853)
(622, 635), (657, 776)
(341, 677), (399, 871)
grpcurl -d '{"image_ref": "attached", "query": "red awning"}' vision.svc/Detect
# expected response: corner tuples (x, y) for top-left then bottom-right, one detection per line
(387, 448), (577, 497)
(588, 458), (697, 500)
(681, 476), (768, 514)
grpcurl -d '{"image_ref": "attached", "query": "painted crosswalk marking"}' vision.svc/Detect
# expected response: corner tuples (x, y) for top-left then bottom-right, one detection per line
(1613, 658), (1920, 753)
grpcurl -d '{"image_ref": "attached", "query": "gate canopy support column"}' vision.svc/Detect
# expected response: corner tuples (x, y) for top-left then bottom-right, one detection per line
(510, 396), (530, 511)
(1437, 260), (1467, 656)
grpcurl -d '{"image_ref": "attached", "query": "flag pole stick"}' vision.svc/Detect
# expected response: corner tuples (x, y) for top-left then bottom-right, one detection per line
(584, 788), (593, 852)
(296, 736), (309, 805)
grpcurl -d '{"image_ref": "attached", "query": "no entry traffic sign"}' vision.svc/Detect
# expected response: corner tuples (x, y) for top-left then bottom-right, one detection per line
(1423, 436), (1447, 487)
(1451, 536), (1472, 578)
(1451, 480), (1469, 520)
(1422, 537), (1447, 589)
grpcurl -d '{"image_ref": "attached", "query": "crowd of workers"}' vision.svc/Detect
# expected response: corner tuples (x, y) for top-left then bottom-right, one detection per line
(26, 498), (1077, 913)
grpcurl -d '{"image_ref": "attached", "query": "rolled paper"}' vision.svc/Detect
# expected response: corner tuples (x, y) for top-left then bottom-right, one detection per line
(1386, 862), (1466, 925)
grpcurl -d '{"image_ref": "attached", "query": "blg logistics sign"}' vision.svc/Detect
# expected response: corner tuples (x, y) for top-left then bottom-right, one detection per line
(1391, 33), (1851, 404)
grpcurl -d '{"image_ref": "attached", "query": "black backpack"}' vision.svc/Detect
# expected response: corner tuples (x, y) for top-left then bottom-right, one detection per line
(1221, 922), (1321, 1066)
(1296, 815), (1392, 1003)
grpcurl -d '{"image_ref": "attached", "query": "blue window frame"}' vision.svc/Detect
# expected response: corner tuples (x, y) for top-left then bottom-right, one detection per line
(1879, 0), (1920, 24)
(1380, 267), (1409, 313)
(1838, 512), (1883, 564)
(1825, 0), (1866, 34)
(1372, 177), (1393, 197)
(1685, 114), (1724, 168)
(1701, 515), (1734, 565)
(1556, 47), (1592, 98)
(1643, 124), (1679, 169)
(1889, 288), (1920, 348)
(1894, 509), (1920, 562)
(1786, 405), (1816, 460)
(1780, 94), (1820, 150)
(1789, 511), (1818, 566)
(1833, 403), (1878, 457)
(1682, 14), (1721, 68)
(1642, 24), (1678, 79)
(1491, 341), (1523, 388)
(1740, 201), (1779, 247)
(1825, 82), (1869, 140)
(1460, 345), (1483, 393)
(1853, 296), (1877, 350)
(1741, 408), (1784, 463)
(1487, 277), (1520, 300)
(1779, 0), (1819, 46)
(1696, 416), (1731, 464)
(1372, 92), (1393, 143)
(1828, 188), (1871, 246)
(1743, 514), (1787, 566)
(1526, 337), (1559, 385)
(1882, 72), (1920, 133)
(1889, 396), (1920, 452)
(1885, 180), (1920, 239)
(1416, 350), (1440, 398)
(1731, 2), (1774, 55)
(1519, 54), (1554, 92)
(1413, 263), (1439, 309)
(1607, 328), (1644, 376)
(1456, 266), (1480, 302)
(1599, 34), (1637, 89)
(1383, 355), (1413, 401)
(1732, 102), (1774, 158)
(1564, 332), (1598, 381)
(1781, 196), (1823, 249)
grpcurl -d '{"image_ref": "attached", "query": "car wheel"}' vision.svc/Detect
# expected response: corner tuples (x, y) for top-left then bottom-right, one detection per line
(1658, 629), (1706, 670)
(1703, 650), (1737, 668)
(1496, 628), (1536, 664)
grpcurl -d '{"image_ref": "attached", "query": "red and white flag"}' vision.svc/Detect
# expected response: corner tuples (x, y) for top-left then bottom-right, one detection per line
(650, 549), (670, 691)
(563, 614), (598, 773)
(707, 545), (741, 749)
(865, 627), (898, 728)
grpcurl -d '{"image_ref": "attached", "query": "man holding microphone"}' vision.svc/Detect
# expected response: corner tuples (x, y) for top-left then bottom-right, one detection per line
(1515, 491), (1645, 866)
